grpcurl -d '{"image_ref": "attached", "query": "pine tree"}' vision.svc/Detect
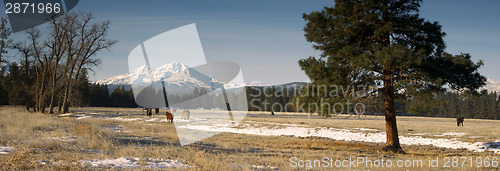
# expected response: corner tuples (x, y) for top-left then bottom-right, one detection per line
(301, 0), (485, 152)
(5, 63), (26, 105)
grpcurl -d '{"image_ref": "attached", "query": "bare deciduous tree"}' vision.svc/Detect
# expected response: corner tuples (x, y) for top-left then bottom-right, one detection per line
(21, 12), (115, 113)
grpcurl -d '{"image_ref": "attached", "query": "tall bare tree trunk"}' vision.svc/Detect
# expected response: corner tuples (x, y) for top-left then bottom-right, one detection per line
(64, 63), (85, 113)
(61, 66), (75, 113)
(57, 91), (63, 112)
(48, 67), (58, 114)
(37, 67), (47, 113)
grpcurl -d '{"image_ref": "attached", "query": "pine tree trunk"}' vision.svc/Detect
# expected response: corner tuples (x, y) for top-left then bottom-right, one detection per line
(383, 72), (403, 153)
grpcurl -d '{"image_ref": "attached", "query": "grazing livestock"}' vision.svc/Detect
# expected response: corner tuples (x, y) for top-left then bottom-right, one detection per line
(457, 117), (464, 127)
(166, 111), (174, 123)
(154, 108), (159, 114)
(144, 108), (152, 117)
(182, 110), (190, 120)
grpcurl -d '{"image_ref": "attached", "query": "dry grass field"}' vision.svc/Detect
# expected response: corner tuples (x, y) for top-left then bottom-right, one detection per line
(0, 107), (499, 170)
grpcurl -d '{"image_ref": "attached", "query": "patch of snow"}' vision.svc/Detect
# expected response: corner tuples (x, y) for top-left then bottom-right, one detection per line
(481, 142), (500, 150)
(178, 123), (500, 154)
(80, 157), (190, 169)
(57, 113), (77, 117)
(58, 113), (89, 119)
(100, 125), (122, 132)
(435, 132), (468, 137)
(353, 128), (379, 132)
(92, 114), (500, 154)
(249, 164), (278, 170)
(243, 121), (303, 127)
(45, 136), (77, 142)
(145, 118), (159, 122)
(76, 115), (91, 119)
(0, 146), (14, 154)
(408, 133), (428, 136)
(233, 163), (278, 170)
(107, 117), (141, 122)
(469, 136), (485, 139)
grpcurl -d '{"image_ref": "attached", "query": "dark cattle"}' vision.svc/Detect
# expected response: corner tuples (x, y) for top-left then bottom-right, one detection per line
(182, 110), (190, 120)
(144, 108), (152, 117)
(166, 111), (174, 123)
(154, 108), (159, 114)
(457, 117), (464, 127)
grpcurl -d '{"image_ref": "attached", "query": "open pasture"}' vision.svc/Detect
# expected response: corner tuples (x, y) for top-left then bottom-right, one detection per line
(0, 107), (498, 170)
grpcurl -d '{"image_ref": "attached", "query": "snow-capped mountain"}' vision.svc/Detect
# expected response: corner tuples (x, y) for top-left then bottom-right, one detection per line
(97, 62), (190, 85)
(483, 78), (500, 93)
(96, 61), (246, 94)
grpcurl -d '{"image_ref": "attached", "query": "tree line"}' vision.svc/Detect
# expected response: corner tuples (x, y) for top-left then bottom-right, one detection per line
(245, 85), (500, 120)
(1, 71), (137, 108)
(0, 12), (116, 113)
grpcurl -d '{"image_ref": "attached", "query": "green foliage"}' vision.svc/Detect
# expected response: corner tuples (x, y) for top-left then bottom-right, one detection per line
(89, 83), (110, 107)
(109, 85), (136, 107)
(0, 17), (12, 64)
(244, 85), (500, 120)
(0, 79), (7, 105)
(299, 0), (485, 116)
(3, 63), (27, 105)
(407, 91), (500, 120)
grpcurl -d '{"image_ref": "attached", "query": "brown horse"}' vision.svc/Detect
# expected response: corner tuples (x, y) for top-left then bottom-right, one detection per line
(182, 110), (190, 120)
(457, 117), (464, 127)
(166, 111), (174, 123)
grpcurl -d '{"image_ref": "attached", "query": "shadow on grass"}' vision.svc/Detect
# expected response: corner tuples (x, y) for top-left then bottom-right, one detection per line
(112, 135), (271, 156)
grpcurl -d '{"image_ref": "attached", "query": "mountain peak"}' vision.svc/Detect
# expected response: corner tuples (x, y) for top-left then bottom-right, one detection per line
(483, 78), (500, 93)
(155, 61), (189, 74)
(97, 61), (207, 86)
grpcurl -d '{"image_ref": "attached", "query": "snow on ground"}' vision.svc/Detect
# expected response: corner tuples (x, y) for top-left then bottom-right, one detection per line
(100, 125), (122, 132)
(0, 146), (14, 154)
(177, 121), (500, 154)
(232, 163), (278, 170)
(80, 157), (190, 169)
(352, 128), (379, 132)
(469, 136), (485, 139)
(68, 112), (500, 154)
(408, 133), (428, 136)
(58, 113), (89, 119)
(107, 117), (141, 122)
(44, 136), (77, 142)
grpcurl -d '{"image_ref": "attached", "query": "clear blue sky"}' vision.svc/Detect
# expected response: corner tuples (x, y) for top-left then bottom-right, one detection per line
(4, 0), (500, 85)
